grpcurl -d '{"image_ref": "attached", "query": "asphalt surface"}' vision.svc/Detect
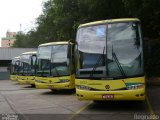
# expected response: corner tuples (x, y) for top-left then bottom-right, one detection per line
(0, 80), (159, 120)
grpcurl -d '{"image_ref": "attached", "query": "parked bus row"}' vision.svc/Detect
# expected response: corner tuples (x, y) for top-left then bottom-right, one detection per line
(10, 18), (146, 101)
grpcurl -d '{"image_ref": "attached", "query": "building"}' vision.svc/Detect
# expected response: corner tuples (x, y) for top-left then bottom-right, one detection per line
(0, 47), (37, 80)
(1, 31), (17, 47)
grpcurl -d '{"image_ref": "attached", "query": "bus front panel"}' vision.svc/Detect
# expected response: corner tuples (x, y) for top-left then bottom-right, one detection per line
(76, 77), (145, 100)
(75, 19), (145, 101)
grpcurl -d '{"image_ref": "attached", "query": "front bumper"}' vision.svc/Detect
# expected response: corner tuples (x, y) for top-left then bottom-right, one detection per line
(10, 75), (18, 81)
(35, 82), (75, 90)
(18, 76), (35, 85)
(76, 88), (145, 101)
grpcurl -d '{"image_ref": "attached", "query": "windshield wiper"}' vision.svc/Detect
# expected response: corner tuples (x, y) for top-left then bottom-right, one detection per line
(112, 45), (126, 77)
(41, 59), (51, 77)
(54, 65), (60, 77)
(89, 46), (105, 78)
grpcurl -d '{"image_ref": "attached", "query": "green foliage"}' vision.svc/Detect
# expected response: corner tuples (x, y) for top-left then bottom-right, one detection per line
(13, 0), (160, 47)
(12, 32), (28, 48)
(122, 0), (160, 39)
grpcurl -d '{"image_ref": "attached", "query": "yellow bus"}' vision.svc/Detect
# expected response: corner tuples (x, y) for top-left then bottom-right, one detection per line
(10, 56), (20, 81)
(35, 41), (75, 91)
(75, 18), (145, 101)
(18, 51), (37, 86)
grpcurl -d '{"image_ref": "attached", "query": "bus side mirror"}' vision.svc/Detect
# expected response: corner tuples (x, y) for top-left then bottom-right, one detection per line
(67, 42), (71, 58)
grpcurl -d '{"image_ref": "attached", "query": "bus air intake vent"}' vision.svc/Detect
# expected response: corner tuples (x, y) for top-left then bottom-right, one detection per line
(80, 71), (103, 74)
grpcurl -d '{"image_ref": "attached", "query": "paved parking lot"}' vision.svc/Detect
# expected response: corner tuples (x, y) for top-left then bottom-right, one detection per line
(0, 80), (159, 120)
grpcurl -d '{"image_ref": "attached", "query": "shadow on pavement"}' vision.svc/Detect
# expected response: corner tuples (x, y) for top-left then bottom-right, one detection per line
(86, 100), (147, 113)
(40, 89), (76, 95)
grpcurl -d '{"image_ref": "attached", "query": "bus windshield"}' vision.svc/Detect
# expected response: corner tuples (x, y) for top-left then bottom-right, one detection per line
(37, 44), (69, 77)
(11, 58), (20, 75)
(37, 46), (52, 76)
(51, 45), (69, 76)
(21, 55), (31, 64)
(76, 22), (143, 79)
(20, 54), (36, 75)
(21, 54), (31, 74)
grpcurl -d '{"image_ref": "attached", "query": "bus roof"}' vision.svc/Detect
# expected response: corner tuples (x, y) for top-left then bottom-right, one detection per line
(79, 18), (140, 28)
(12, 56), (20, 60)
(14, 56), (20, 59)
(39, 41), (69, 47)
(22, 51), (37, 55)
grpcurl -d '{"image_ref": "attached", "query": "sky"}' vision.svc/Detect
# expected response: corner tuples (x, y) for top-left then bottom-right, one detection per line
(0, 0), (45, 46)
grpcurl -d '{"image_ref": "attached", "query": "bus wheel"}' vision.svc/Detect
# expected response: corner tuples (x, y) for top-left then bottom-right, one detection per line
(50, 89), (57, 92)
(31, 84), (35, 87)
(93, 100), (103, 103)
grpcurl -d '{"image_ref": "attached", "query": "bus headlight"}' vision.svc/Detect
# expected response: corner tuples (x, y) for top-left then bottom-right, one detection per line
(76, 85), (91, 90)
(59, 79), (69, 83)
(127, 84), (144, 90)
(35, 80), (44, 83)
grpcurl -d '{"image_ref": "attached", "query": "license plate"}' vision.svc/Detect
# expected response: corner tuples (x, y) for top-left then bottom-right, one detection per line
(102, 94), (114, 99)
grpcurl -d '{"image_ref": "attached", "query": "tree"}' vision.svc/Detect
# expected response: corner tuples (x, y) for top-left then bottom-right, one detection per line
(13, 0), (160, 47)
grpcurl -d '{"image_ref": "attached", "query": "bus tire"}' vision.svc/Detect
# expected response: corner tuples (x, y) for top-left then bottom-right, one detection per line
(31, 84), (35, 87)
(93, 100), (103, 103)
(51, 89), (57, 92)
